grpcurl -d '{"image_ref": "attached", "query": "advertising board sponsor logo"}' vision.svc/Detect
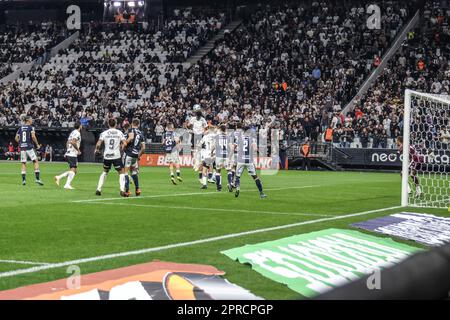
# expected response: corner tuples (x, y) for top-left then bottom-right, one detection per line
(352, 212), (450, 246)
(139, 154), (277, 169)
(0, 261), (261, 300)
(222, 229), (419, 298)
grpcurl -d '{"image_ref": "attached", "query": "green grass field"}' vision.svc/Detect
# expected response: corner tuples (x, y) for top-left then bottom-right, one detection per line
(0, 161), (448, 299)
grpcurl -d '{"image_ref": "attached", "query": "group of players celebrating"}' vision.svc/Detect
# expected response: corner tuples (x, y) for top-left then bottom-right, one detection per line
(15, 106), (267, 199)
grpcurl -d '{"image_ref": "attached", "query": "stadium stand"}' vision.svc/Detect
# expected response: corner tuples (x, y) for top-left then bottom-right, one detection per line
(338, 0), (450, 149)
(0, 11), (225, 135)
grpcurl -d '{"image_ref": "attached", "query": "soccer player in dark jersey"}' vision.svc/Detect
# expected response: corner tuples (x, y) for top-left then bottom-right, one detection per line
(396, 136), (422, 197)
(123, 119), (146, 196)
(227, 123), (241, 191)
(231, 126), (266, 199)
(15, 116), (43, 186)
(211, 124), (231, 191)
(163, 123), (183, 185)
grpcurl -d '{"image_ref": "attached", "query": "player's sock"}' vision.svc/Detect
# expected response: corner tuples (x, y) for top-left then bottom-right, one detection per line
(413, 176), (420, 186)
(21, 171), (26, 182)
(255, 178), (263, 193)
(235, 176), (241, 189)
(231, 170), (236, 183)
(119, 173), (125, 192)
(125, 175), (130, 192)
(34, 170), (40, 181)
(176, 170), (180, 177)
(58, 171), (70, 180)
(208, 172), (213, 180)
(131, 174), (139, 189)
(215, 173), (221, 189)
(198, 173), (202, 180)
(65, 171), (75, 187)
(227, 171), (233, 185)
(97, 172), (107, 191)
(202, 176), (207, 186)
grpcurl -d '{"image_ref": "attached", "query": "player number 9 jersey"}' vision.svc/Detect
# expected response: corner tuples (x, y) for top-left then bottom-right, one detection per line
(100, 129), (125, 160)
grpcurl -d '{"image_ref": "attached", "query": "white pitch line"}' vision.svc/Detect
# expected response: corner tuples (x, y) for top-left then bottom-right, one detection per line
(0, 205), (401, 279)
(72, 185), (322, 203)
(87, 201), (331, 217)
(0, 260), (51, 266)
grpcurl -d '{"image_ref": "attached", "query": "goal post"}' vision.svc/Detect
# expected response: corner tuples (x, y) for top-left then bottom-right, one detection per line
(402, 89), (450, 209)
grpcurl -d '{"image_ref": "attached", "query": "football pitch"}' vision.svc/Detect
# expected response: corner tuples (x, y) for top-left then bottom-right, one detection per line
(0, 161), (448, 299)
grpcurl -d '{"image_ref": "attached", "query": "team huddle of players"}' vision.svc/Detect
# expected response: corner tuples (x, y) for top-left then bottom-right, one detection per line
(15, 108), (267, 199)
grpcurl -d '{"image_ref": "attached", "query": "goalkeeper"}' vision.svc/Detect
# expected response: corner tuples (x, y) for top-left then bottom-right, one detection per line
(397, 136), (422, 197)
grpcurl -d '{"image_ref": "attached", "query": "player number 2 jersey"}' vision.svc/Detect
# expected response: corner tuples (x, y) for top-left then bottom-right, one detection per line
(65, 130), (81, 157)
(100, 129), (125, 160)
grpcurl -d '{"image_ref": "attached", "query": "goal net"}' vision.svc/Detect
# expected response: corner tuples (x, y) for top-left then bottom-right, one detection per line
(402, 89), (450, 209)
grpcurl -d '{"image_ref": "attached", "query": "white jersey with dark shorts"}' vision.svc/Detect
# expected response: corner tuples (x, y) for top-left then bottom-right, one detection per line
(99, 128), (125, 171)
(65, 129), (81, 168)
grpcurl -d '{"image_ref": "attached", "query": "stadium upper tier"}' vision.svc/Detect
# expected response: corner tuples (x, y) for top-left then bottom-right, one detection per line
(1, 1), (436, 150)
(339, 0), (450, 149)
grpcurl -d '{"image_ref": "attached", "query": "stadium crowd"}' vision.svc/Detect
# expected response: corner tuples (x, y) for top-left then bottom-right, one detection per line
(0, 10), (225, 132)
(1, 0), (435, 151)
(0, 22), (68, 69)
(339, 0), (450, 148)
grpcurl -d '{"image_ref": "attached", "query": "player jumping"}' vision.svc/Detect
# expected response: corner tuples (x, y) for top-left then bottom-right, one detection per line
(55, 121), (82, 189)
(123, 119), (145, 196)
(163, 123), (183, 185)
(187, 106), (207, 172)
(231, 126), (266, 199)
(95, 118), (128, 197)
(15, 116), (44, 186)
(397, 136), (422, 197)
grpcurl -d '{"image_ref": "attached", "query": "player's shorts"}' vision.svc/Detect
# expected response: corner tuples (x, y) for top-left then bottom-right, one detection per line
(20, 149), (37, 163)
(66, 156), (78, 169)
(216, 157), (228, 169)
(236, 162), (257, 177)
(123, 154), (139, 168)
(166, 151), (180, 165)
(201, 151), (214, 166)
(103, 158), (123, 171)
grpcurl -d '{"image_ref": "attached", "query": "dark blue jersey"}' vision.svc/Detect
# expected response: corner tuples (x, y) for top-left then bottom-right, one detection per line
(232, 130), (241, 155)
(237, 135), (255, 164)
(125, 128), (144, 157)
(215, 133), (229, 159)
(17, 125), (35, 150)
(164, 131), (177, 153)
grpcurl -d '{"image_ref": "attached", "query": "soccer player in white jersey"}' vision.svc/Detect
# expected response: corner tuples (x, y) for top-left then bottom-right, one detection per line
(94, 118), (128, 197)
(198, 125), (216, 189)
(187, 106), (207, 171)
(55, 121), (82, 189)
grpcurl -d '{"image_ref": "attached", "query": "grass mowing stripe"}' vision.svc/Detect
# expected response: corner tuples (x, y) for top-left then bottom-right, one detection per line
(0, 205), (401, 279)
(86, 201), (332, 217)
(71, 185), (322, 203)
(0, 260), (51, 266)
